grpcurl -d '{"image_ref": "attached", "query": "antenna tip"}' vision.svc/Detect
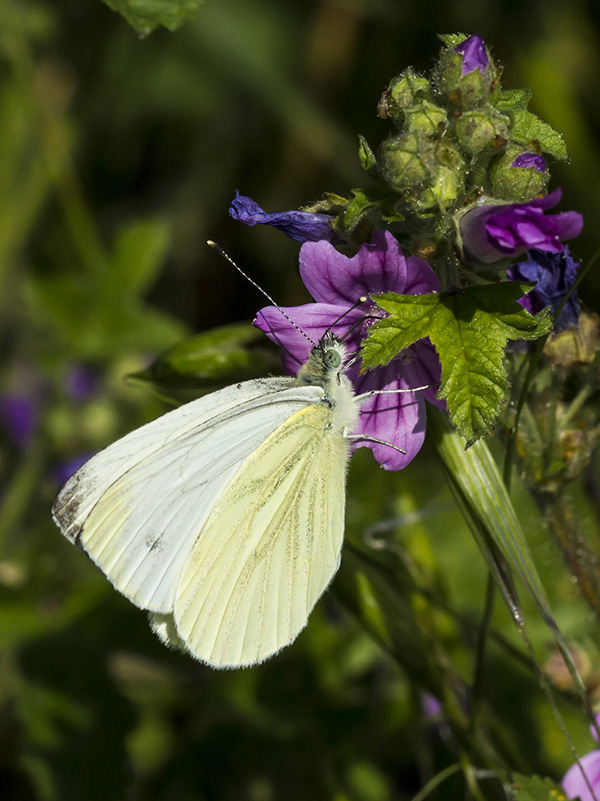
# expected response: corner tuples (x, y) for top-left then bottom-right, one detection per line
(207, 240), (217, 248)
(359, 296), (368, 303)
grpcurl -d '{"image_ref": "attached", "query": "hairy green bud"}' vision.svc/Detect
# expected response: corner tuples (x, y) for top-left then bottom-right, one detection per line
(435, 34), (500, 109)
(404, 100), (447, 137)
(455, 108), (510, 155)
(417, 166), (465, 215)
(378, 69), (431, 123)
(490, 146), (550, 202)
(379, 132), (435, 189)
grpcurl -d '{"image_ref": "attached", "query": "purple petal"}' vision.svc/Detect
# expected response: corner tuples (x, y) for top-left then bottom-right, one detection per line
(299, 231), (440, 306)
(454, 34), (489, 76)
(229, 190), (337, 243)
(563, 749), (600, 801)
(508, 246), (581, 330)
(461, 189), (583, 264)
(530, 187), (562, 211)
(350, 342), (441, 470)
(254, 303), (365, 375)
(511, 153), (547, 173)
(352, 362), (427, 471)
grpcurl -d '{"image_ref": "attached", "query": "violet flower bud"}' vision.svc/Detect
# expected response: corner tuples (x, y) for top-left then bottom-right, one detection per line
(460, 189), (583, 264)
(490, 148), (550, 202)
(511, 153), (547, 172)
(454, 34), (489, 76)
(229, 191), (338, 243)
(436, 34), (498, 108)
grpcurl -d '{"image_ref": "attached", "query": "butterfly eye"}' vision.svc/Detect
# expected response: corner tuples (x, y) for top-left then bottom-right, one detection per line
(324, 349), (342, 369)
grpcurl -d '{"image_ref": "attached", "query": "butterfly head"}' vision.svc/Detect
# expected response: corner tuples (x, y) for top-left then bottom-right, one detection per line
(295, 333), (347, 390)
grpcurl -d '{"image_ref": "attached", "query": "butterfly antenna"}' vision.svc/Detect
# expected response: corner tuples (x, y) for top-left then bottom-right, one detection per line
(323, 296), (369, 340)
(207, 241), (317, 348)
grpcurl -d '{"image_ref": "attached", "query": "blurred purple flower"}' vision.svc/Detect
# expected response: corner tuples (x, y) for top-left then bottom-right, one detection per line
(0, 394), (37, 448)
(508, 247), (580, 330)
(460, 189), (583, 264)
(229, 190), (338, 243)
(511, 153), (547, 173)
(66, 365), (99, 403)
(54, 453), (93, 486)
(421, 693), (443, 719)
(254, 230), (442, 470)
(562, 714), (600, 801)
(454, 34), (489, 76)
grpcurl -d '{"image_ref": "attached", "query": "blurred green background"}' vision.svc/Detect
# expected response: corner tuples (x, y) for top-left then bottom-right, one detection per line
(1, 1), (600, 799)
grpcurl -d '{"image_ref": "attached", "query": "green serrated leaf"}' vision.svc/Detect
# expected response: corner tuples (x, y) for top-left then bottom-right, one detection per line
(508, 773), (563, 800)
(358, 135), (378, 173)
(362, 283), (553, 443)
(102, 0), (204, 33)
(511, 110), (569, 161)
(496, 89), (532, 112)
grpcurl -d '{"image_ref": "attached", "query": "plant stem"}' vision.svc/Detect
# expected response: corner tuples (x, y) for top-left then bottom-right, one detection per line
(410, 762), (461, 801)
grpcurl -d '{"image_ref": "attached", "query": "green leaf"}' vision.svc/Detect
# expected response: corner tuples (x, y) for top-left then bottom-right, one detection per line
(430, 408), (592, 720)
(496, 89), (532, 112)
(508, 773), (563, 800)
(108, 219), (171, 296)
(358, 135), (378, 173)
(343, 189), (381, 232)
(362, 283), (553, 443)
(438, 32), (468, 47)
(511, 110), (569, 161)
(132, 323), (282, 390)
(428, 409), (553, 627)
(102, 0), (204, 33)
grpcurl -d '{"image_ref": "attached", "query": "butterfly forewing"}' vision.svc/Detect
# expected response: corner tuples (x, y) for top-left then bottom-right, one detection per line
(175, 403), (349, 668)
(52, 378), (325, 613)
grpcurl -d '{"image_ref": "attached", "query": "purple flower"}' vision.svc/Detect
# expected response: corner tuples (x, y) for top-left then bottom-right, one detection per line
(508, 247), (580, 330)
(66, 365), (99, 403)
(562, 715), (600, 801)
(454, 34), (489, 76)
(254, 231), (442, 470)
(421, 693), (443, 719)
(0, 394), (37, 448)
(511, 153), (547, 173)
(229, 190), (338, 243)
(460, 189), (583, 264)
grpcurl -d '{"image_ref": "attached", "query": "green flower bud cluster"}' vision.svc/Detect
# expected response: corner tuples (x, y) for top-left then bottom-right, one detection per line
(372, 33), (561, 220)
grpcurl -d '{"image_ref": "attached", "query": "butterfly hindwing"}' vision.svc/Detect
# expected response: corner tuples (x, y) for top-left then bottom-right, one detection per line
(174, 403), (349, 668)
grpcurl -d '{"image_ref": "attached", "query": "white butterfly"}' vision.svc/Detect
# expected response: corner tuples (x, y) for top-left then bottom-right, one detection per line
(53, 332), (377, 669)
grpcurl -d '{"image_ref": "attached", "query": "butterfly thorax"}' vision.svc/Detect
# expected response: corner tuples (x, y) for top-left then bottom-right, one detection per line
(295, 334), (359, 435)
